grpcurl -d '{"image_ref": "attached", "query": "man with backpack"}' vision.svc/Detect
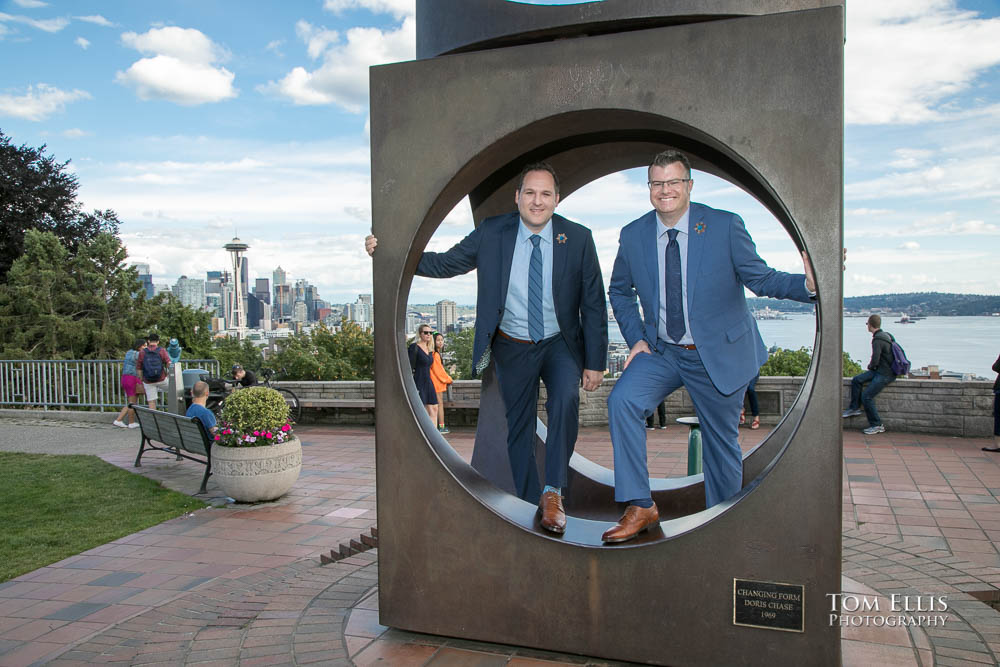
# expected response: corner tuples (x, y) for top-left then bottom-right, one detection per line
(843, 314), (903, 435)
(137, 333), (172, 410)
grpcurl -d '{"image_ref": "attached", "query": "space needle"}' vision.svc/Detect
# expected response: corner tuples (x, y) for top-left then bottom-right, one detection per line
(224, 237), (249, 339)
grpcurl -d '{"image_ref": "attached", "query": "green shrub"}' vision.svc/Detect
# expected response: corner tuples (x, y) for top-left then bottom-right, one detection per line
(218, 386), (293, 447)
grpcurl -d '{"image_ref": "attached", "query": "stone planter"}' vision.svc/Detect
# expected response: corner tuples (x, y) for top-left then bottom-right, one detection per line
(211, 436), (302, 502)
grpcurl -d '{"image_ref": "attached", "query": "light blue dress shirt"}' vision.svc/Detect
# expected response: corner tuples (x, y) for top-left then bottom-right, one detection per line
(657, 208), (695, 346)
(500, 219), (560, 340)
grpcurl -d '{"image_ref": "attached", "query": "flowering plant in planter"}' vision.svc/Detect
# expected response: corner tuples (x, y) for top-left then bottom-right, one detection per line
(216, 386), (295, 447)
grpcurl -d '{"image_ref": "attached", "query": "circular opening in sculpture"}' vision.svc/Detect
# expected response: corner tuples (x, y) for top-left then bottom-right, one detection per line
(393, 109), (826, 545)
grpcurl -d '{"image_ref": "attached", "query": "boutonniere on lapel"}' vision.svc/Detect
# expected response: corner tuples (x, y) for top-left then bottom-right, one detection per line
(694, 221), (706, 234)
(556, 233), (567, 244)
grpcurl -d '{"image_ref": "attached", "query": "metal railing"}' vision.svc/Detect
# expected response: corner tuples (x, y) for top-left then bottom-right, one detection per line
(0, 359), (221, 410)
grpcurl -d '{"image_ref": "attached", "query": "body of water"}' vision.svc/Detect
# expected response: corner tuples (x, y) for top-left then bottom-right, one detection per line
(610, 314), (1000, 380)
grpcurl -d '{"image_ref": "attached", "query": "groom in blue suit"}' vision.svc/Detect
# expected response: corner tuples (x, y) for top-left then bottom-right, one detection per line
(602, 150), (816, 543)
(366, 163), (607, 533)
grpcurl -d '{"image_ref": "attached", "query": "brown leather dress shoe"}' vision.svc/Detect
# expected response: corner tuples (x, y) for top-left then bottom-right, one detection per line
(602, 503), (660, 543)
(539, 491), (566, 533)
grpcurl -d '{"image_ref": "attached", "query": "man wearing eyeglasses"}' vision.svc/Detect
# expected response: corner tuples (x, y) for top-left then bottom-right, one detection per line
(365, 163), (608, 534)
(602, 150), (817, 543)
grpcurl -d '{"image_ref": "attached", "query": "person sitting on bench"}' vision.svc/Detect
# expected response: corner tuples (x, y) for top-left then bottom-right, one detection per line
(186, 381), (217, 435)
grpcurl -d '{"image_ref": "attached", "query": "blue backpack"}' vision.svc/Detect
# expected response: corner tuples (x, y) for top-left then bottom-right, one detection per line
(888, 334), (911, 377)
(142, 348), (165, 382)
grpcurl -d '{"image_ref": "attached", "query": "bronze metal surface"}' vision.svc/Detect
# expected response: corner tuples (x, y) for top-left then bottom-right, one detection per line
(372, 3), (843, 664)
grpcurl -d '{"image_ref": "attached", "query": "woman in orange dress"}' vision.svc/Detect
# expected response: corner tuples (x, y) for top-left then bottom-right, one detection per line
(430, 332), (454, 433)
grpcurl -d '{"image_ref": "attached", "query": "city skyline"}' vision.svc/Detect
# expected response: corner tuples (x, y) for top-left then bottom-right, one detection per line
(2, 1), (999, 303)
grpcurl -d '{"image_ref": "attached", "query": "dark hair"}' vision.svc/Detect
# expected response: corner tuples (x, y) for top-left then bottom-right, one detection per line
(147, 333), (160, 343)
(516, 162), (560, 195)
(133, 338), (146, 350)
(867, 314), (882, 329)
(433, 332), (444, 348)
(649, 150), (692, 178)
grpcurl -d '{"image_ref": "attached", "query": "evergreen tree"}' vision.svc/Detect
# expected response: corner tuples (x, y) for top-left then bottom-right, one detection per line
(0, 230), (154, 359)
(445, 327), (475, 380)
(0, 130), (120, 283)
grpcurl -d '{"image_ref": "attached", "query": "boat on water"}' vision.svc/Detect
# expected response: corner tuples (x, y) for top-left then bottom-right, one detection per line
(896, 313), (925, 324)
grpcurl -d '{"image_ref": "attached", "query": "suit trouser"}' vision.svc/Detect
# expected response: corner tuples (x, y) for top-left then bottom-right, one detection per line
(608, 344), (747, 508)
(492, 333), (581, 503)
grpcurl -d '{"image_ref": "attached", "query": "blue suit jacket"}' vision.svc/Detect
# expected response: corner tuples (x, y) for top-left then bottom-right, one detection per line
(609, 203), (813, 395)
(417, 212), (608, 376)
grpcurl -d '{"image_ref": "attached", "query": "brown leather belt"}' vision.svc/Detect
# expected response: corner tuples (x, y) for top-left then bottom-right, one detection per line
(674, 344), (697, 350)
(496, 329), (534, 345)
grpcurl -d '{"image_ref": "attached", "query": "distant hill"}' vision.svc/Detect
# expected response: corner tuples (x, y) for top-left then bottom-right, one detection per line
(747, 292), (1000, 316)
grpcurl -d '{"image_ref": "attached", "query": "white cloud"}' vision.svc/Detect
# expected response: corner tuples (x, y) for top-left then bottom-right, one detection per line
(846, 1), (1000, 124)
(63, 128), (91, 138)
(259, 16), (414, 112)
(116, 27), (236, 105)
(12, 0), (47, 8)
(75, 36), (89, 49)
(296, 20), (339, 60)
(265, 39), (284, 56)
(74, 15), (114, 27)
(0, 11), (68, 32)
(323, 0), (414, 19)
(121, 26), (227, 64)
(888, 148), (933, 169)
(0, 83), (90, 121)
(900, 241), (920, 250)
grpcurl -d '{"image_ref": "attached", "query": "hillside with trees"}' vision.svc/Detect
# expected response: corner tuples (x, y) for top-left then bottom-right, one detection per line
(747, 293), (1000, 315)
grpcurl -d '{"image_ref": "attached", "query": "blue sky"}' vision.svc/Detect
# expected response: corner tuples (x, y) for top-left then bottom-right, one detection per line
(2, 0), (999, 305)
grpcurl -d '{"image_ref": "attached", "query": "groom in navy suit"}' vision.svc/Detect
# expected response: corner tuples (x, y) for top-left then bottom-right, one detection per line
(602, 150), (816, 543)
(366, 163), (607, 533)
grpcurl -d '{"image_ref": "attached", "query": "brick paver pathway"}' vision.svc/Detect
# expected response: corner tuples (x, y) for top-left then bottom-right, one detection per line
(2, 420), (1000, 665)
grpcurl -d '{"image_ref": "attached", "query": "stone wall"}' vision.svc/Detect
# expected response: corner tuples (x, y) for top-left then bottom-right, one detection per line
(276, 378), (997, 437)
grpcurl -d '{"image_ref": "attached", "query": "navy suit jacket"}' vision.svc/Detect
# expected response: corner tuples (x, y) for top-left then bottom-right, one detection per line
(609, 203), (813, 395)
(417, 212), (608, 377)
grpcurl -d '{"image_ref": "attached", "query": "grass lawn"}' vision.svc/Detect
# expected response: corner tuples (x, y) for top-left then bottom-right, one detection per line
(0, 452), (207, 583)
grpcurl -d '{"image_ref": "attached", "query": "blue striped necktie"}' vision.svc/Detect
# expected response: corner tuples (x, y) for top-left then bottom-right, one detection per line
(528, 235), (544, 342)
(665, 228), (685, 342)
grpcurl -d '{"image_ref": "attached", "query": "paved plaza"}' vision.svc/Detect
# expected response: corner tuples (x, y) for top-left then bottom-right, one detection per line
(2, 416), (1000, 665)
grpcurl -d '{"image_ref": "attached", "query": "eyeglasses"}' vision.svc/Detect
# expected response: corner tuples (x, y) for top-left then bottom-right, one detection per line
(420, 331), (431, 335)
(647, 179), (691, 190)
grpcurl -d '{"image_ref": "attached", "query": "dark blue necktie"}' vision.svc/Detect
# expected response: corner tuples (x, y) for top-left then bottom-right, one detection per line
(665, 228), (685, 343)
(528, 235), (544, 342)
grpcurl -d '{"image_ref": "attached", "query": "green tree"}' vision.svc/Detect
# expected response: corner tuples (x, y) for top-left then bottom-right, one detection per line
(445, 327), (475, 380)
(0, 230), (154, 359)
(267, 320), (374, 381)
(759, 346), (865, 377)
(150, 295), (213, 359)
(0, 130), (120, 283)
(312, 320), (374, 380)
(211, 336), (264, 375)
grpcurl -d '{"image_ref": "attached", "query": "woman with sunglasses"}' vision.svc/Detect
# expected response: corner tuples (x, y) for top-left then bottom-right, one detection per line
(408, 326), (438, 423)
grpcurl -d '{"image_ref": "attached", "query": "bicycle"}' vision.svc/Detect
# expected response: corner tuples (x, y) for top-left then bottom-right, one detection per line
(203, 368), (302, 424)
(259, 368), (302, 423)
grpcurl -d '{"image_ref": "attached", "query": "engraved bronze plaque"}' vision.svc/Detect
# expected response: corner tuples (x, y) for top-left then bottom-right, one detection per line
(734, 579), (805, 632)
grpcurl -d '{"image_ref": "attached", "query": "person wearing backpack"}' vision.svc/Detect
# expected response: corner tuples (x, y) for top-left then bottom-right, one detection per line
(843, 314), (897, 435)
(137, 333), (172, 410)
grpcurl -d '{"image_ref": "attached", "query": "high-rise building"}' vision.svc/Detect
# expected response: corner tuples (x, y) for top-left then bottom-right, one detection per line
(131, 263), (154, 299)
(436, 299), (457, 333)
(350, 294), (373, 325)
(292, 299), (308, 323)
(274, 284), (291, 321)
(254, 278), (270, 304)
(246, 292), (264, 328)
(172, 275), (205, 310)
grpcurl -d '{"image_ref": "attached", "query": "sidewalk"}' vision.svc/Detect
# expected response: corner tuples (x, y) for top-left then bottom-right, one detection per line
(1, 419), (999, 665)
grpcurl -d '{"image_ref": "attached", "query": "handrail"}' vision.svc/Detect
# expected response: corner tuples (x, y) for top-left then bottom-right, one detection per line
(0, 359), (221, 410)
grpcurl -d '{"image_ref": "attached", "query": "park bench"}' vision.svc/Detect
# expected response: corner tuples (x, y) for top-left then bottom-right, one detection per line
(132, 405), (214, 494)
